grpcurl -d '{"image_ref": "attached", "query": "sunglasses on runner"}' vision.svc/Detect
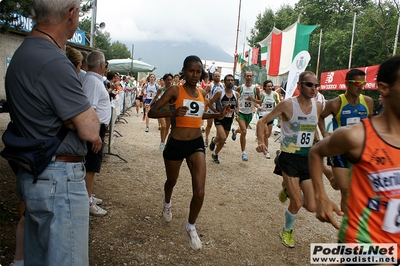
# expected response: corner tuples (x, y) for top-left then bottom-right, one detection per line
(300, 81), (320, 88)
(347, 80), (366, 86)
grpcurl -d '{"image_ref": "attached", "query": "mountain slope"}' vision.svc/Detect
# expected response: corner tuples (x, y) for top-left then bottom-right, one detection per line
(131, 40), (233, 77)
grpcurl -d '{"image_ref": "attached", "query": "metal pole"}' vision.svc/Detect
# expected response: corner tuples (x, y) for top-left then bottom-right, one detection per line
(393, 14), (400, 56)
(131, 44), (134, 75)
(232, 0), (242, 76)
(316, 28), (323, 77)
(348, 13), (356, 69)
(90, 0), (97, 48)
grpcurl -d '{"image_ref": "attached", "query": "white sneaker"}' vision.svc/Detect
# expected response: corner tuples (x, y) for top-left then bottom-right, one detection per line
(185, 226), (202, 250)
(92, 195), (103, 205)
(265, 151), (271, 159)
(159, 142), (165, 151)
(89, 203), (107, 217)
(162, 203), (172, 222)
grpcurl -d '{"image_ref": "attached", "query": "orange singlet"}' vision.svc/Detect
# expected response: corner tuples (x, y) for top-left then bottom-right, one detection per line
(170, 85), (204, 129)
(339, 118), (400, 259)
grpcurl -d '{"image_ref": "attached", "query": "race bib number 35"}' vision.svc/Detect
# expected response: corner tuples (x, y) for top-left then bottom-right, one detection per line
(183, 99), (204, 117)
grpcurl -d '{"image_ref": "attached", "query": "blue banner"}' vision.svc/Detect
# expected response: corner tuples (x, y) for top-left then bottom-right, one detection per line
(1, 13), (86, 45)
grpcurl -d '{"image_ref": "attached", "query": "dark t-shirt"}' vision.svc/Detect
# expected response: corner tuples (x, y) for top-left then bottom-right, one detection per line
(5, 36), (92, 156)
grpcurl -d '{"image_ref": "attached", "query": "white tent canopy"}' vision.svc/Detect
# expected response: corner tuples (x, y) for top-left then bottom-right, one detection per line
(108, 58), (156, 73)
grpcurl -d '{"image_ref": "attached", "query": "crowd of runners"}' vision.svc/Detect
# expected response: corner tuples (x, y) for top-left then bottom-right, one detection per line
(123, 57), (399, 266)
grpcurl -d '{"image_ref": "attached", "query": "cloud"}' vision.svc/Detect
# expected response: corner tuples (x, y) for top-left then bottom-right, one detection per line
(94, 0), (297, 54)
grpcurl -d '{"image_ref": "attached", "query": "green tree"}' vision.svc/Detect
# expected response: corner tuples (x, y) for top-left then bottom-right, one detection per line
(249, 8), (275, 45)
(0, 0), (33, 33)
(107, 41), (131, 60)
(273, 4), (298, 30)
(78, 17), (130, 60)
(78, 17), (111, 53)
(0, 0), (93, 33)
(96, 32), (111, 58)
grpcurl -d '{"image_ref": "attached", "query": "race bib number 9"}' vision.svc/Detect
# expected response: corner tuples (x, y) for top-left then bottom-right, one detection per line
(296, 131), (315, 147)
(183, 99), (204, 117)
(382, 198), (400, 234)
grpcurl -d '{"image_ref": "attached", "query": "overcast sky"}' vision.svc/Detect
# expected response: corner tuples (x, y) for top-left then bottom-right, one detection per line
(94, 0), (298, 55)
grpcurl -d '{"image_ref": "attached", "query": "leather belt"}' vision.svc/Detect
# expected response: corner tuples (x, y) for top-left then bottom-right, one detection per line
(55, 156), (84, 162)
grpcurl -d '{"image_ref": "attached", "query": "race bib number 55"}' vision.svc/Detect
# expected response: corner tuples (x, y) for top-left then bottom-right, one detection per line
(183, 99), (204, 117)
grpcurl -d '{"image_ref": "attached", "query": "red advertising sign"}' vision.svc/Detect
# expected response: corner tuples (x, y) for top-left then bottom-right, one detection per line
(320, 65), (379, 90)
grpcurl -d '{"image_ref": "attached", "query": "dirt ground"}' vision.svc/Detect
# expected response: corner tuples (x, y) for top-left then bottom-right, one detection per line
(0, 109), (342, 266)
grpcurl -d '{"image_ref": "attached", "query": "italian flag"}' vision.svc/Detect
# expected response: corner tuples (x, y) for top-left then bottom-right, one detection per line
(259, 22), (317, 76)
(260, 46), (268, 66)
(259, 27), (281, 67)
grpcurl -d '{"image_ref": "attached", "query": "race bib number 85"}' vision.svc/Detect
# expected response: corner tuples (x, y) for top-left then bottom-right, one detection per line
(183, 99), (204, 117)
(296, 131), (315, 147)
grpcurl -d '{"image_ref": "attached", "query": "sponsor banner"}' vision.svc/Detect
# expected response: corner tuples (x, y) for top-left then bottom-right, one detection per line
(310, 243), (397, 264)
(0, 13), (86, 45)
(320, 65), (379, 90)
(285, 50), (310, 99)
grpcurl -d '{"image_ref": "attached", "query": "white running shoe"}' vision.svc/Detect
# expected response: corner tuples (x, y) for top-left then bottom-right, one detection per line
(162, 203), (172, 222)
(89, 203), (107, 217)
(185, 226), (202, 250)
(159, 142), (165, 151)
(92, 196), (103, 205)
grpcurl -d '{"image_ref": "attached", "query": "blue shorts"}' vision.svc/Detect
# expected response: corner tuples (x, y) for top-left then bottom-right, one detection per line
(144, 98), (152, 104)
(163, 136), (205, 160)
(328, 154), (349, 168)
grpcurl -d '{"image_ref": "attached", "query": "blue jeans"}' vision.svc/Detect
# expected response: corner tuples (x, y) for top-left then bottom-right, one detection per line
(16, 161), (89, 266)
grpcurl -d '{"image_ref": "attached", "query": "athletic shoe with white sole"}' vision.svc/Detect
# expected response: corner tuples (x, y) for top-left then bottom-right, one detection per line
(92, 196), (103, 205)
(231, 128), (237, 141)
(185, 226), (202, 250)
(211, 153), (220, 164)
(209, 137), (216, 151)
(89, 203), (107, 217)
(280, 228), (295, 248)
(162, 203), (172, 222)
(159, 142), (165, 151)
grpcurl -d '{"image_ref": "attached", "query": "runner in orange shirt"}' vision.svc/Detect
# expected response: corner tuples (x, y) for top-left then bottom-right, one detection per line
(148, 55), (229, 251)
(309, 56), (400, 265)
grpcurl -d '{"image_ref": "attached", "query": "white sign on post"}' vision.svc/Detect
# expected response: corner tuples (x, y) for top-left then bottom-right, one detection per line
(285, 51), (311, 99)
